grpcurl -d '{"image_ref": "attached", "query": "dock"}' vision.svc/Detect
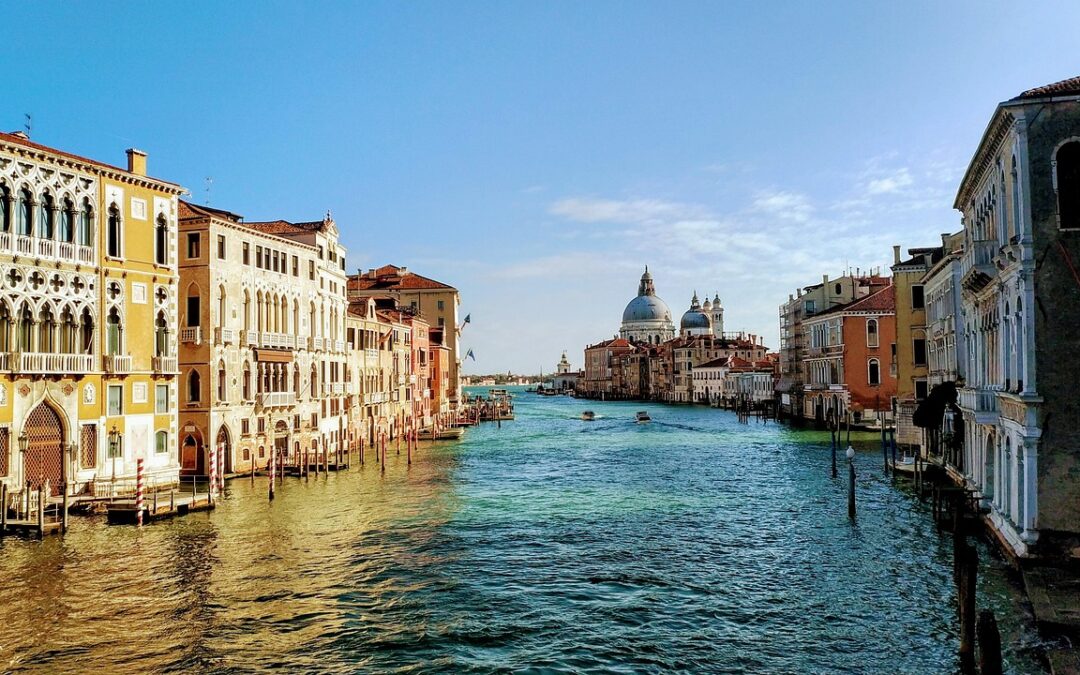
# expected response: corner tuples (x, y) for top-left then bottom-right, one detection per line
(106, 489), (215, 525)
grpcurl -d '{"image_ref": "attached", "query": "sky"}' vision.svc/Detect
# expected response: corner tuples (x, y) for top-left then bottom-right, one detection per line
(3, 2), (1079, 374)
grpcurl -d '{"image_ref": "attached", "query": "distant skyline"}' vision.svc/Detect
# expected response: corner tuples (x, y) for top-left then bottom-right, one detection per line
(3, 2), (1079, 373)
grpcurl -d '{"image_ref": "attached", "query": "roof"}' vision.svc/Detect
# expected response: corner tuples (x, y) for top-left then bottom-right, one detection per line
(1013, 75), (1080, 101)
(179, 200), (243, 223)
(811, 284), (895, 318)
(246, 218), (331, 235)
(0, 131), (183, 190)
(349, 264), (456, 292)
(586, 337), (633, 350)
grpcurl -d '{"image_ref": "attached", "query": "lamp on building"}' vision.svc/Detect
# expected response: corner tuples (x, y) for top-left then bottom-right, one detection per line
(108, 425), (121, 484)
(17, 431), (28, 456)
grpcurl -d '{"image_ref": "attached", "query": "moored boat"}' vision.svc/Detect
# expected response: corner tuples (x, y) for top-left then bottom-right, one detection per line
(636, 411), (651, 423)
(581, 411), (596, 421)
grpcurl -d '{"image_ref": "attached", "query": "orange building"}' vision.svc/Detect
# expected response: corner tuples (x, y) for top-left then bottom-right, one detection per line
(802, 284), (896, 425)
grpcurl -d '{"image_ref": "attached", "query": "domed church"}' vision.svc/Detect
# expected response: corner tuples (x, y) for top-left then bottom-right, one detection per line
(620, 267), (676, 344)
(680, 291), (725, 337)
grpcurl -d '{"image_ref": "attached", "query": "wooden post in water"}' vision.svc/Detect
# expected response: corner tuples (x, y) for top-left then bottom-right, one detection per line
(848, 456), (856, 520)
(360, 435), (364, 466)
(881, 413), (889, 475)
(1, 483), (7, 535)
(37, 483), (45, 538)
(830, 412), (838, 479)
(958, 543), (978, 667)
(977, 609), (1002, 675)
(268, 444), (275, 501)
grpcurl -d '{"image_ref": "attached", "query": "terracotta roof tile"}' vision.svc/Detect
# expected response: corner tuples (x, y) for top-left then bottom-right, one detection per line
(348, 265), (455, 291)
(0, 131), (182, 188)
(1014, 75), (1080, 100)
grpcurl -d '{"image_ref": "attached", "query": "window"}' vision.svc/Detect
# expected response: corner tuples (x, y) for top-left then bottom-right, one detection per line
(256, 246), (263, 268)
(155, 216), (168, 264)
(309, 260), (315, 280)
(187, 232), (200, 259)
(186, 285), (200, 327)
(217, 362), (227, 401)
(437, 300), (445, 311)
(868, 359), (880, 386)
(156, 384), (169, 413)
(292, 255), (298, 276)
(217, 234), (226, 259)
(188, 370), (201, 402)
(834, 283), (842, 295)
(155, 312), (169, 357)
(243, 362), (251, 400)
(243, 242), (250, 265)
(108, 385), (124, 416)
(1057, 141), (1080, 229)
(804, 299), (816, 315)
(0, 185), (8, 233)
(78, 200), (93, 247)
(107, 203), (121, 257)
(915, 379), (929, 400)
(913, 333), (927, 367)
(241, 419), (250, 435)
(38, 192), (53, 238)
(155, 430), (169, 454)
(911, 285), (925, 310)
(60, 198), (74, 243)
(866, 318), (878, 348)
(438, 317), (445, 328)
(106, 308), (122, 355)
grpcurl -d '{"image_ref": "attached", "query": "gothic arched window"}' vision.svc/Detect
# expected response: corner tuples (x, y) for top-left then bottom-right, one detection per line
(1057, 141), (1080, 230)
(107, 203), (122, 257)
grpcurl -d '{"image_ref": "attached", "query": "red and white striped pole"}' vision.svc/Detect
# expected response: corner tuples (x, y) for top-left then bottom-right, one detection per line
(208, 443), (217, 505)
(135, 457), (145, 526)
(218, 442), (225, 492)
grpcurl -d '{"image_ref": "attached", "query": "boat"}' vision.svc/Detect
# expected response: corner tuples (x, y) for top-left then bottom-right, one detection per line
(635, 411), (651, 423)
(581, 411), (596, 421)
(888, 453), (939, 475)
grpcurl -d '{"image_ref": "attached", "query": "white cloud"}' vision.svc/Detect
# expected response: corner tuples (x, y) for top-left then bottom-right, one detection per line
(749, 190), (814, 222)
(549, 197), (706, 225)
(865, 167), (914, 195)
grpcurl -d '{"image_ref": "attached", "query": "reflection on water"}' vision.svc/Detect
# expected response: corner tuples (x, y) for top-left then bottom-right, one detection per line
(0, 388), (1045, 673)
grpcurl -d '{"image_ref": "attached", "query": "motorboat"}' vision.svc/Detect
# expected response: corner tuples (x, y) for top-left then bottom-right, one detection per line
(635, 411), (651, 423)
(581, 411), (596, 421)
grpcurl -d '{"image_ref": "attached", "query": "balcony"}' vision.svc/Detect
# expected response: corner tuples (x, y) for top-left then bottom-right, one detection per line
(0, 232), (97, 266)
(962, 239), (999, 294)
(365, 348), (378, 361)
(364, 392), (388, 405)
(102, 354), (133, 374)
(325, 382), (345, 396)
(16, 352), (95, 374)
(260, 332), (291, 349)
(309, 336), (324, 351)
(216, 328), (237, 345)
(958, 387), (999, 416)
(258, 391), (296, 408)
(180, 327), (202, 344)
(346, 381), (359, 394)
(152, 356), (178, 374)
(243, 330), (259, 346)
(333, 340), (346, 353)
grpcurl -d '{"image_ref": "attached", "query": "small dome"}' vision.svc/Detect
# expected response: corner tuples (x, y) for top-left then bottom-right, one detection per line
(702, 298), (712, 311)
(680, 309), (712, 330)
(623, 295), (672, 323)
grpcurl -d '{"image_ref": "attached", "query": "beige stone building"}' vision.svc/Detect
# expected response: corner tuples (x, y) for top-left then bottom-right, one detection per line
(177, 201), (349, 474)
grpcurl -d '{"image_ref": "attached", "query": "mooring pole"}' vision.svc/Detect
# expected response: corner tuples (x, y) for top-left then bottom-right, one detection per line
(977, 609), (1002, 675)
(848, 452), (856, 520)
(830, 414), (838, 479)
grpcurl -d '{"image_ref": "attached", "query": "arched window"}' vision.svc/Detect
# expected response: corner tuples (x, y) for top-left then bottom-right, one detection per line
(1016, 298), (1025, 391)
(188, 370), (201, 402)
(80, 308), (94, 353)
(155, 311), (169, 357)
(59, 306), (76, 353)
(78, 200), (93, 247)
(0, 185), (10, 233)
(866, 318), (879, 348)
(38, 305), (56, 353)
(309, 302), (317, 337)
(217, 361), (227, 402)
(868, 358), (881, 386)
(17, 303), (33, 351)
(38, 192), (54, 239)
(17, 189), (32, 236)
(243, 290), (251, 332)
(186, 283), (200, 328)
(255, 290), (264, 332)
(311, 364), (319, 395)
(60, 198), (75, 243)
(155, 214), (168, 265)
(242, 362), (251, 400)
(294, 366), (300, 394)
(1057, 141), (1080, 230)
(280, 297), (288, 333)
(106, 203), (122, 257)
(0, 303), (10, 352)
(292, 300), (299, 337)
(1011, 157), (1022, 238)
(218, 285), (227, 328)
(155, 430), (169, 455)
(106, 308), (122, 355)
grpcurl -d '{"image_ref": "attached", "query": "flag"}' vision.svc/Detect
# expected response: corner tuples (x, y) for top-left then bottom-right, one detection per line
(463, 314), (471, 324)
(465, 349), (475, 361)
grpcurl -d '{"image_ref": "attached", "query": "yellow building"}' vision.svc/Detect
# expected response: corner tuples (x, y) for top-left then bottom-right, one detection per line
(0, 132), (184, 498)
(890, 243), (942, 446)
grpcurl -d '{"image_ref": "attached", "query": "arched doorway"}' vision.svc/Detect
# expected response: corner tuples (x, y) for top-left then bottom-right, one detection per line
(216, 425), (232, 474)
(274, 420), (289, 463)
(24, 403), (65, 496)
(182, 433), (204, 475)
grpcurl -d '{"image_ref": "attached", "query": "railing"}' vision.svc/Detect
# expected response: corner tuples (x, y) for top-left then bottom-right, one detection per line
(971, 239), (998, 267)
(364, 392), (388, 404)
(260, 332), (290, 349)
(365, 348), (378, 360)
(152, 356), (178, 373)
(36, 238), (55, 258)
(997, 392), (1030, 425)
(0, 352), (9, 370)
(333, 340), (346, 353)
(243, 330), (259, 346)
(3, 233), (95, 265)
(328, 382), (345, 395)
(180, 327), (202, 344)
(285, 334), (296, 349)
(309, 337), (324, 351)
(217, 327), (237, 345)
(958, 387), (999, 413)
(346, 381), (358, 394)
(258, 391), (296, 408)
(15, 235), (33, 256)
(16, 352), (95, 373)
(102, 354), (133, 374)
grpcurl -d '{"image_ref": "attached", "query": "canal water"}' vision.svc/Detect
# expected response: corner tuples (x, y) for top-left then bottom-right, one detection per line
(0, 388), (1046, 673)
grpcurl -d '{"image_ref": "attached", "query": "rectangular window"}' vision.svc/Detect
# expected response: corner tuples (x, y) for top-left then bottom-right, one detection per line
(243, 242), (250, 265)
(438, 317), (445, 327)
(913, 338), (927, 367)
(107, 385), (123, 416)
(911, 285), (925, 310)
(915, 379), (929, 400)
(156, 431), (168, 454)
(256, 246), (263, 268)
(156, 384), (169, 414)
(310, 413), (318, 427)
(437, 300), (445, 311)
(804, 299), (816, 315)
(257, 417), (265, 433)
(187, 295), (200, 327)
(309, 260), (315, 280)
(241, 419), (250, 435)
(187, 232), (200, 259)
(80, 424), (96, 469)
(292, 255), (299, 276)
(217, 234), (226, 260)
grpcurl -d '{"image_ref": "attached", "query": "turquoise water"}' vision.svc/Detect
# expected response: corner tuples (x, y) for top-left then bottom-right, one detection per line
(0, 387), (1045, 672)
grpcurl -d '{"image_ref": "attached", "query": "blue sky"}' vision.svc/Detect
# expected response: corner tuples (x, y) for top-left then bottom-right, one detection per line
(4, 2), (1079, 373)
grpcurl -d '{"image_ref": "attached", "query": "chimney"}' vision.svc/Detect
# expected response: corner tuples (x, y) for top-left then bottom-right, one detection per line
(822, 274), (829, 285)
(892, 245), (901, 265)
(126, 148), (147, 176)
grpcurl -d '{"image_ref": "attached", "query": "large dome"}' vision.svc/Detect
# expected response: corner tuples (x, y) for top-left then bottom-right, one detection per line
(680, 309), (712, 330)
(623, 295), (672, 323)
